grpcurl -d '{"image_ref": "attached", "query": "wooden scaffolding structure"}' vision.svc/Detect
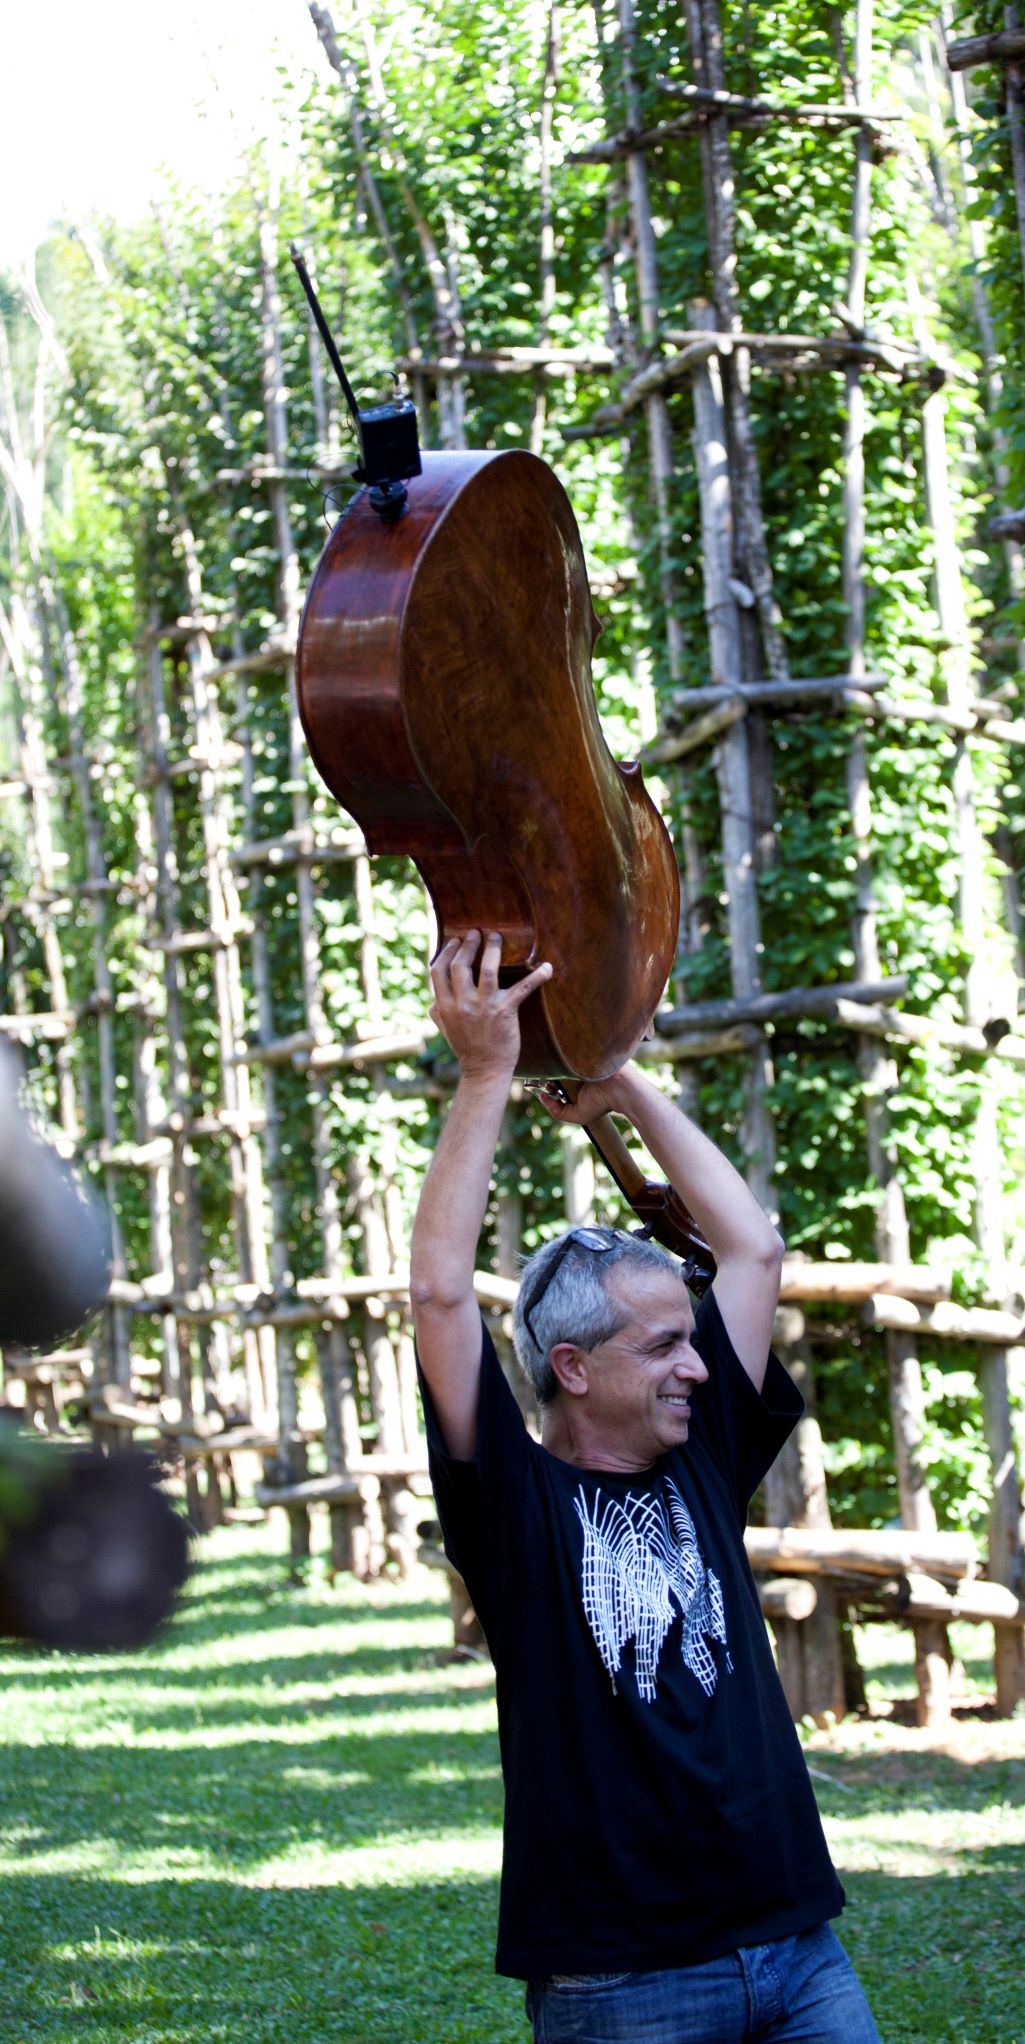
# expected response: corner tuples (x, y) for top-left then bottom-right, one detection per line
(1, 2), (1024, 1728)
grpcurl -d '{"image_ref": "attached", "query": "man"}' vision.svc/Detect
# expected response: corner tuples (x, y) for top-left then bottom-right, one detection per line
(411, 930), (880, 2044)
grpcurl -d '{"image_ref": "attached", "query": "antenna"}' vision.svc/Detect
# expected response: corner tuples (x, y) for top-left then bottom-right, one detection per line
(289, 244), (422, 521)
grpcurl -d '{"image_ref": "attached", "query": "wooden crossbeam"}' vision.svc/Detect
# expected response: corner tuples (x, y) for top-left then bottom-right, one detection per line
(657, 975), (907, 1031)
(946, 28), (1025, 71)
(744, 1525), (977, 1583)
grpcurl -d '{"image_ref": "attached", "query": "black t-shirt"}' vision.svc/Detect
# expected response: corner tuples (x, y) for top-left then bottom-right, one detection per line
(419, 1287), (845, 1980)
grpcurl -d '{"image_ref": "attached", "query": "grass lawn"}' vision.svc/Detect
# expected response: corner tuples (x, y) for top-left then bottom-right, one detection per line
(0, 1519), (1022, 2044)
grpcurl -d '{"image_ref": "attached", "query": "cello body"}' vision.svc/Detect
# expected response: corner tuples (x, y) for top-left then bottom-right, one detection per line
(296, 448), (680, 1080)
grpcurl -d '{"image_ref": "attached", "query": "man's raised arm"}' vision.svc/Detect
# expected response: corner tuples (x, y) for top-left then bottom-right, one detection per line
(410, 931), (552, 1459)
(541, 1063), (784, 1391)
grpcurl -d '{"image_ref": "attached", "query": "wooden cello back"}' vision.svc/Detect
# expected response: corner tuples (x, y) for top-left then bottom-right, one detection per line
(296, 448), (680, 1079)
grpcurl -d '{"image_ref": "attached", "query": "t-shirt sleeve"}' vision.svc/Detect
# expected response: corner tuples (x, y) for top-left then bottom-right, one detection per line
(417, 1318), (533, 1640)
(687, 1285), (803, 1514)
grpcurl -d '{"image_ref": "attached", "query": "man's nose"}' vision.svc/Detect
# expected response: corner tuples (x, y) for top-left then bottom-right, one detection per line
(675, 1347), (708, 1384)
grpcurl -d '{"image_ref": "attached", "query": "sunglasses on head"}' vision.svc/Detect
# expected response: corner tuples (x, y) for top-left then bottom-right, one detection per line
(520, 1227), (614, 1353)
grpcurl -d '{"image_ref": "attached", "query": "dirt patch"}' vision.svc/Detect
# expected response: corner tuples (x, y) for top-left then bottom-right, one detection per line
(805, 1704), (1025, 1772)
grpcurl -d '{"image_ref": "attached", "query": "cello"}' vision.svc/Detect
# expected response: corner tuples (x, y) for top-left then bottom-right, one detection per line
(290, 254), (714, 1287)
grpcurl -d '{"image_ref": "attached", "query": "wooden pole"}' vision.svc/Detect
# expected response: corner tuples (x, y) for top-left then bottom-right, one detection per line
(761, 1307), (847, 1721)
(945, 26), (1025, 70)
(350, 0), (466, 447)
(530, 1), (560, 458)
(0, 297), (120, 1416)
(140, 629), (207, 1527)
(350, 852), (418, 1471)
(943, 13), (1025, 670)
(744, 1524), (977, 1581)
(834, 3), (953, 1727)
(589, 3), (708, 1000)
(913, 272), (1025, 1713)
(685, 0), (790, 690)
(173, 518), (273, 1434)
(256, 180), (368, 1569)
(1003, 2), (1025, 289)
(687, 259), (844, 1714)
(6, 593), (80, 1146)
(612, 0), (686, 682)
(131, 802), (182, 1437)
(43, 581), (133, 1391)
(307, 1), (429, 425)
(689, 318), (776, 1214)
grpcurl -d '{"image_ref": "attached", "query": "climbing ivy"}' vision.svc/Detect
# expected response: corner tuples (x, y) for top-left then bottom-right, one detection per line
(2, 0), (1023, 1532)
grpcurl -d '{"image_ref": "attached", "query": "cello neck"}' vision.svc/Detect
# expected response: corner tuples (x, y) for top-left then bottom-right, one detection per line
(581, 1110), (648, 1204)
(581, 1111), (717, 1297)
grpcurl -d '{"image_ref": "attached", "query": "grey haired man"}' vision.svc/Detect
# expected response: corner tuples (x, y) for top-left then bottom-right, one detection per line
(410, 930), (879, 2044)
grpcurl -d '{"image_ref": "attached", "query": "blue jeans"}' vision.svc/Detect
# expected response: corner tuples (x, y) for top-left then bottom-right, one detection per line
(526, 1924), (881, 2043)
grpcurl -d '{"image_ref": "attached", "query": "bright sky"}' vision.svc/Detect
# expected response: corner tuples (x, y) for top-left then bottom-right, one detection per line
(1, 0), (326, 267)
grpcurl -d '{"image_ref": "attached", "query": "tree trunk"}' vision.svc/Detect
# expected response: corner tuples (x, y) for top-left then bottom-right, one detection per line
(690, 321), (776, 1214)
(257, 180), (365, 1558)
(914, 271), (1025, 1712)
(762, 1315), (847, 1720)
(530, 1), (560, 456)
(685, 0), (790, 687)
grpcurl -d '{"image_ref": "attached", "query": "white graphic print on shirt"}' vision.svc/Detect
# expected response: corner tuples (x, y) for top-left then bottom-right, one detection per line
(573, 1478), (730, 1701)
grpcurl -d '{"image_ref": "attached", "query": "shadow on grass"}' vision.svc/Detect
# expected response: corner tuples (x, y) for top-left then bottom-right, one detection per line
(1, 1859), (1022, 2044)
(0, 1714), (505, 1865)
(7, 1728), (1021, 1861)
(0, 1581), (450, 1671)
(0, 1538), (505, 1901)
(0, 1644), (470, 1697)
(0, 1869), (525, 2044)
(805, 1739), (1025, 1818)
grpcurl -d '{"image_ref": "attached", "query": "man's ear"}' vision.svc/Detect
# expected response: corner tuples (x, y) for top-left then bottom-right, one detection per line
(549, 1341), (590, 1398)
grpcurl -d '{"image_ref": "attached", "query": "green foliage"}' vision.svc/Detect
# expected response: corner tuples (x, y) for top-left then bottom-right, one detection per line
(2, 0), (1024, 1531)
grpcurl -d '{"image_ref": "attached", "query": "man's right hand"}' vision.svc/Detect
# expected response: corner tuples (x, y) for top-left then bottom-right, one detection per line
(429, 929), (552, 1080)
(412, 930), (553, 1458)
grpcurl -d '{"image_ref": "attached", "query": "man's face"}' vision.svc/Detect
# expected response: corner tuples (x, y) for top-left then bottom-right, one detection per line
(578, 1262), (709, 1467)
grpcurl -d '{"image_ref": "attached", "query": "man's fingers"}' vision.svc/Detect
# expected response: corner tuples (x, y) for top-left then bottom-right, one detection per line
(428, 944), (455, 1000)
(430, 934), (462, 975)
(506, 959), (553, 1008)
(536, 1082), (570, 1121)
(431, 929), (479, 993)
(448, 928), (482, 982)
(431, 934), (550, 1029)
(477, 931), (503, 988)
